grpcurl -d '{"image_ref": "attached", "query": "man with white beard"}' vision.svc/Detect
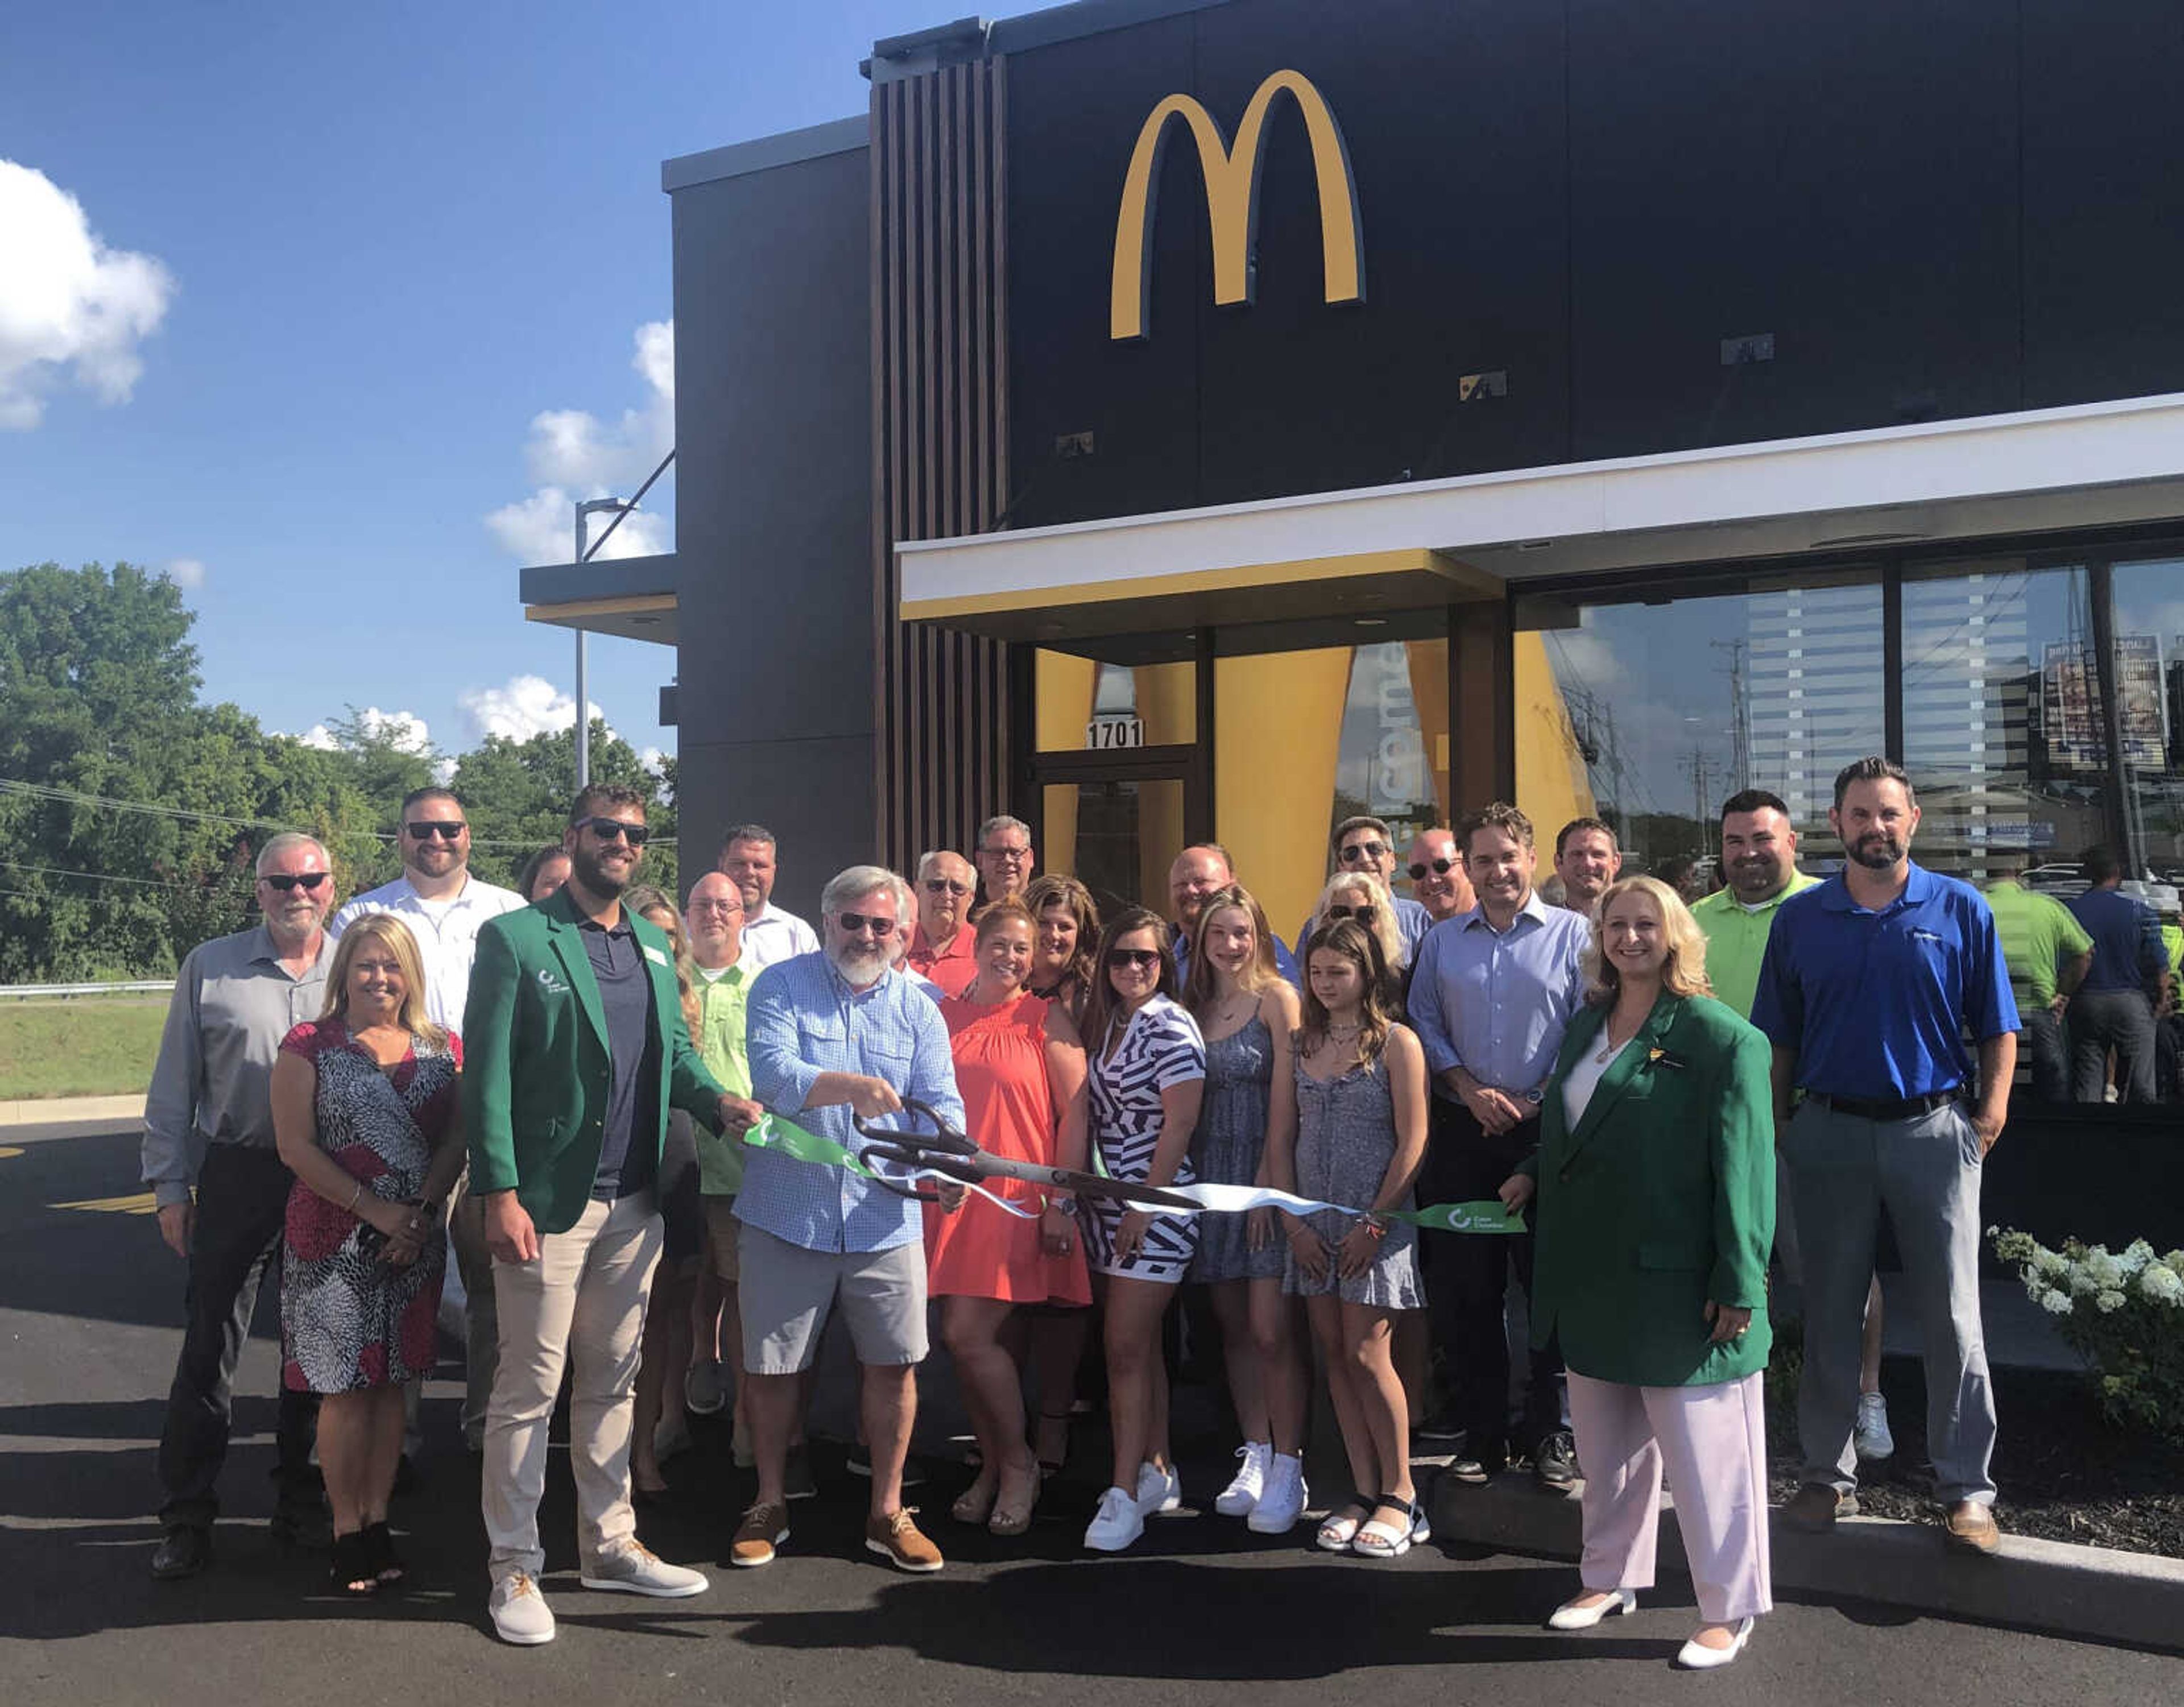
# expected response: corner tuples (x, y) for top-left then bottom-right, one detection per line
(729, 865), (966, 1575)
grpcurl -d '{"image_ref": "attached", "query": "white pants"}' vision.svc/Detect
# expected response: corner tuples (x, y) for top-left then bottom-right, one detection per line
(481, 1192), (662, 1582)
(1566, 1369), (1772, 1626)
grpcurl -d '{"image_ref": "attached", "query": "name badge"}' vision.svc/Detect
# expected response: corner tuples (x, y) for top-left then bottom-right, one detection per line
(643, 944), (669, 967)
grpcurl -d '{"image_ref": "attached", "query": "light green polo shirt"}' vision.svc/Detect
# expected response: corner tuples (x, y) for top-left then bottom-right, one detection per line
(1983, 880), (2095, 1011)
(692, 960), (752, 1196)
(2163, 923), (2182, 979)
(1691, 870), (1821, 1020)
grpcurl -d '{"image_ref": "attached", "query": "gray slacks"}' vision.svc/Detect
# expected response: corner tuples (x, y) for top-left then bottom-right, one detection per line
(2070, 988), (2158, 1104)
(1781, 1098), (1996, 1506)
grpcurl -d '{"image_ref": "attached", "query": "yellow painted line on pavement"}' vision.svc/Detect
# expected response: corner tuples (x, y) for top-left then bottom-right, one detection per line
(53, 1191), (160, 1215)
(0, 1146), (23, 1159)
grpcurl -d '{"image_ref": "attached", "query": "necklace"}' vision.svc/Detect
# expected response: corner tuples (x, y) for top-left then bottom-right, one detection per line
(1324, 1021), (1362, 1045)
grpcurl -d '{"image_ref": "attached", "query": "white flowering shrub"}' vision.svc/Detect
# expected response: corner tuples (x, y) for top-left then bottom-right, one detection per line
(1991, 1229), (2184, 1439)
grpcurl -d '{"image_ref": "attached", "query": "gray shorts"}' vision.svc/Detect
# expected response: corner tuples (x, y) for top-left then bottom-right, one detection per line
(736, 1224), (929, 1374)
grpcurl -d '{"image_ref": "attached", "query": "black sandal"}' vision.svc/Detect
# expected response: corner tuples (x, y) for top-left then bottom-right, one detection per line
(329, 1531), (378, 1597)
(363, 1520), (404, 1586)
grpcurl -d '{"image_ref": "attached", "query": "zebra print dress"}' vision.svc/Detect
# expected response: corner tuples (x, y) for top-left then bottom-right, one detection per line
(1085, 994), (1206, 1282)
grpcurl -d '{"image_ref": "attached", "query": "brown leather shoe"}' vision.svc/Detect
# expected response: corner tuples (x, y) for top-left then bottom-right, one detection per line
(730, 1501), (789, 1569)
(864, 1506), (944, 1573)
(1782, 1482), (1858, 1532)
(1943, 1500), (2001, 1555)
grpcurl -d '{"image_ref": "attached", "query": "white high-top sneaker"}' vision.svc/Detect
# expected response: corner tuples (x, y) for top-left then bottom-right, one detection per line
(1247, 1452), (1309, 1534)
(1214, 1441), (1271, 1517)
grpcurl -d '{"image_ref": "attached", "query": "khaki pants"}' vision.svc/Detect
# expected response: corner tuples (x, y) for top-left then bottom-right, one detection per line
(482, 1192), (662, 1582)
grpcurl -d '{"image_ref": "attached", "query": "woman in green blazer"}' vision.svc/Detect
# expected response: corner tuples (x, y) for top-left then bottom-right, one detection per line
(1499, 874), (1775, 1672)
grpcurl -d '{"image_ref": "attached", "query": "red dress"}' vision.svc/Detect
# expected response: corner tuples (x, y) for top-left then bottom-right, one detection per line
(925, 992), (1091, 1306)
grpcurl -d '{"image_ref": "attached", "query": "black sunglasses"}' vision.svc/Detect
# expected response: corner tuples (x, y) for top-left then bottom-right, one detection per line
(923, 877), (973, 896)
(1106, 947), (1163, 971)
(262, 872), (330, 893)
(1328, 903), (1376, 921)
(1338, 842), (1388, 863)
(577, 817), (649, 846)
(405, 821), (465, 840)
(1408, 857), (1456, 880)
(837, 912), (897, 937)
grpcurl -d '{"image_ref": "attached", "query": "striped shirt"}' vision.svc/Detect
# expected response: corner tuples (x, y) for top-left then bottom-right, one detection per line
(739, 950), (966, 1253)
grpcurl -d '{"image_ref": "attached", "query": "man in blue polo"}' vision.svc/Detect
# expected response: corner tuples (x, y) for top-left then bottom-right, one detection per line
(2063, 845), (2166, 1104)
(1754, 757), (2017, 1555)
(1407, 801), (1589, 1490)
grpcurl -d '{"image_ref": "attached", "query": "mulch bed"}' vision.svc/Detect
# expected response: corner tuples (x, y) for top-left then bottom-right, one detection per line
(1765, 1354), (2184, 1559)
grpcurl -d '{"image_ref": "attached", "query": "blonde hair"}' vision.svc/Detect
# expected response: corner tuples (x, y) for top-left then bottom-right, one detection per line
(1182, 883), (1279, 1014)
(628, 884), (700, 1036)
(1312, 871), (1407, 972)
(320, 914), (448, 1052)
(1582, 875), (1713, 1005)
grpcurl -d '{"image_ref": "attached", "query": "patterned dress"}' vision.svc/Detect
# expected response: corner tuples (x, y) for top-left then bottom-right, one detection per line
(1283, 1049), (1423, 1310)
(279, 1020), (460, 1393)
(1188, 1014), (1285, 1283)
(1085, 995), (1206, 1283)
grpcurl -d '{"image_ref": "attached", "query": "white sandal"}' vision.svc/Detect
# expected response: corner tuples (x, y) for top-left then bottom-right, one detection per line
(1316, 1497), (1370, 1552)
(1351, 1493), (1429, 1559)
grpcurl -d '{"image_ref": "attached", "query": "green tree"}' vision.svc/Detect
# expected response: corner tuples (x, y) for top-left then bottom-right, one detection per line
(452, 719), (677, 898)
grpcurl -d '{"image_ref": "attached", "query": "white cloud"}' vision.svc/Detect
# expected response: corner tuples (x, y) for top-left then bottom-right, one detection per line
(0, 160), (174, 429)
(458, 673), (607, 744)
(293, 725), (341, 752)
(486, 319), (675, 565)
(638, 744), (668, 777)
(164, 557), (206, 590)
(288, 707), (433, 755)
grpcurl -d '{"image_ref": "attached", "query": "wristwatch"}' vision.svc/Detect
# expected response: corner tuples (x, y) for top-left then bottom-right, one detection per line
(1047, 1194), (1079, 1215)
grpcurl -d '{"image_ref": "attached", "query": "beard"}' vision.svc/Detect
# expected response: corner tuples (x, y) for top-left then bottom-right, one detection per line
(571, 841), (633, 898)
(827, 938), (891, 985)
(1847, 831), (1903, 871)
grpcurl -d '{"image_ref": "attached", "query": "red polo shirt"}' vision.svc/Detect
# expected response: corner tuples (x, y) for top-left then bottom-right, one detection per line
(906, 925), (978, 998)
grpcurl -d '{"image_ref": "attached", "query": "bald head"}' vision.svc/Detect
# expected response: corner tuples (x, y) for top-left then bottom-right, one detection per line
(1168, 844), (1233, 930)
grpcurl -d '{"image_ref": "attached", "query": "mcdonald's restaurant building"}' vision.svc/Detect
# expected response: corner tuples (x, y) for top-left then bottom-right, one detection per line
(524, 0), (2184, 1227)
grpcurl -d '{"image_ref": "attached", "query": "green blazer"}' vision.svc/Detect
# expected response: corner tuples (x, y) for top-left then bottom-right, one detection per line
(461, 888), (727, 1234)
(1524, 992), (1776, 1387)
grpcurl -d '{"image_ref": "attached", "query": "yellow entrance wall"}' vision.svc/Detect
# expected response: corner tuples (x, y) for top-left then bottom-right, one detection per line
(1512, 629), (1597, 836)
(1034, 650), (1097, 873)
(1214, 649), (1351, 938)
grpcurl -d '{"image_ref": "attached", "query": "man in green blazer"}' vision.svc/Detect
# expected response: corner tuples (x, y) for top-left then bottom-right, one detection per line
(462, 782), (754, 1647)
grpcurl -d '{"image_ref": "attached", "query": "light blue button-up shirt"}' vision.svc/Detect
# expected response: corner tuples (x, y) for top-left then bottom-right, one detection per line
(1406, 891), (1590, 1099)
(738, 949), (966, 1253)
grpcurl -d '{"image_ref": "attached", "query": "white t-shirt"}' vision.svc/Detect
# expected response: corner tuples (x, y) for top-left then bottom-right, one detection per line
(739, 904), (819, 974)
(329, 873), (528, 1032)
(1560, 1031), (1635, 1129)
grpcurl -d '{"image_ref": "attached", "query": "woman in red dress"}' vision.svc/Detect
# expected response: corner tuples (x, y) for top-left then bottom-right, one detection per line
(926, 900), (1091, 1536)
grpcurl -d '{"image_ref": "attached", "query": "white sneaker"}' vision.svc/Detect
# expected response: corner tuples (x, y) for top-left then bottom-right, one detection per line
(684, 1358), (726, 1416)
(1854, 1392), (1895, 1461)
(488, 1571), (556, 1646)
(1083, 1485), (1145, 1552)
(1246, 1452), (1308, 1534)
(1135, 1460), (1181, 1514)
(578, 1539), (709, 1598)
(1213, 1441), (1270, 1517)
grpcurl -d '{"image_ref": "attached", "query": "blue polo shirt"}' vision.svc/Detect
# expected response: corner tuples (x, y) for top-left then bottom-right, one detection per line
(1751, 861), (2018, 1100)
(2065, 886), (2164, 993)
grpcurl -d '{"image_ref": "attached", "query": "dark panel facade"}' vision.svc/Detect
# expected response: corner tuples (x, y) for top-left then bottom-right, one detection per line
(671, 145), (876, 918)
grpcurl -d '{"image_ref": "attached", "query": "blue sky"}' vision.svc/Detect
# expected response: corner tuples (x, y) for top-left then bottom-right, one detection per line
(2, 0), (913, 765)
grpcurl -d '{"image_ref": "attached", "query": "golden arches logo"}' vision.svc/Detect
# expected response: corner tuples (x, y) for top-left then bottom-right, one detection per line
(1110, 69), (1364, 343)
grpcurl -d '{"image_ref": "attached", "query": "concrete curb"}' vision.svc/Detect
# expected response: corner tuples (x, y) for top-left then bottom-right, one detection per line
(1430, 1473), (2184, 1653)
(0, 1093), (145, 1127)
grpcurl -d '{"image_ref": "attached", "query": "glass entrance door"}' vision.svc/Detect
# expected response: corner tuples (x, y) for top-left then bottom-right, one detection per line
(1043, 777), (1188, 921)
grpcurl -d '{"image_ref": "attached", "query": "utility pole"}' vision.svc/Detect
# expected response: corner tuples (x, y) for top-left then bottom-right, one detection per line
(573, 497), (635, 791)
(1681, 745), (1718, 844)
(1711, 639), (1750, 790)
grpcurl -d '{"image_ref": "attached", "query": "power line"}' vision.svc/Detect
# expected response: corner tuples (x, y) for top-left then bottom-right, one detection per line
(0, 859), (246, 892)
(0, 776), (547, 850)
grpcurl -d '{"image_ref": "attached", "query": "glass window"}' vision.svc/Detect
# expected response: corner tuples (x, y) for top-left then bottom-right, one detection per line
(1521, 573), (1884, 882)
(1330, 639), (1450, 867)
(1900, 562), (2106, 881)
(2111, 556), (2184, 885)
(1035, 651), (1195, 751)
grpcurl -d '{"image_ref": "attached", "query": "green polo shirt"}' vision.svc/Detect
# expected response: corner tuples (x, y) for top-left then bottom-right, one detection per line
(1983, 880), (2094, 1011)
(2163, 923), (2183, 979)
(1691, 870), (1821, 1020)
(692, 960), (753, 1195)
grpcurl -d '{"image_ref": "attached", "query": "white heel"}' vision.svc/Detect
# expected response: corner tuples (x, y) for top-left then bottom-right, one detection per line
(1675, 1617), (1754, 1670)
(1547, 1586), (1637, 1630)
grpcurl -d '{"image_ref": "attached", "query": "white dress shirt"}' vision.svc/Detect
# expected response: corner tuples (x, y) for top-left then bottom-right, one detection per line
(739, 903), (819, 975)
(329, 872), (528, 1031)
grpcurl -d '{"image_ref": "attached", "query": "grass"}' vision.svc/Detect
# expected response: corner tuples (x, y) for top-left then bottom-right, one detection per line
(0, 997), (168, 1100)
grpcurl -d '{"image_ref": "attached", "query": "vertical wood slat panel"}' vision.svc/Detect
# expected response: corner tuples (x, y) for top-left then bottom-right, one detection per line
(872, 57), (1012, 878)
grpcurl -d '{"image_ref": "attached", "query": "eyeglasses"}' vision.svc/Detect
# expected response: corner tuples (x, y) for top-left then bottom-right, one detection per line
(1338, 842), (1388, 864)
(981, 844), (1031, 861)
(837, 912), (897, 937)
(261, 872), (330, 893)
(923, 877), (974, 896)
(1408, 857), (1456, 880)
(577, 817), (649, 846)
(1327, 903), (1376, 921)
(689, 899), (743, 915)
(1106, 947), (1163, 971)
(404, 821), (465, 840)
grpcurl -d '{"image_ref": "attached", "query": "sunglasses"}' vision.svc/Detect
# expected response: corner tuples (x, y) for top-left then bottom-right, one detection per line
(1408, 857), (1456, 880)
(838, 912), (897, 937)
(1338, 842), (1388, 863)
(404, 821), (465, 840)
(1106, 947), (1163, 971)
(261, 872), (330, 893)
(1328, 903), (1376, 921)
(577, 817), (649, 846)
(923, 877), (974, 896)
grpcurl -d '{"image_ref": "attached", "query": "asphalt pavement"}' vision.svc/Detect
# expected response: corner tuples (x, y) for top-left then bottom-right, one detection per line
(2, 1120), (2178, 1706)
